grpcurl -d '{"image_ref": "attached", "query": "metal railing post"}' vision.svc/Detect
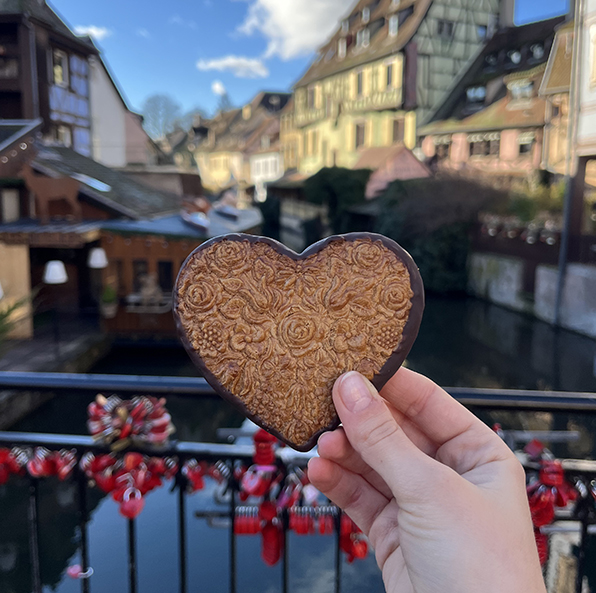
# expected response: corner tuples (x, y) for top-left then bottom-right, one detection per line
(127, 519), (137, 593)
(28, 478), (42, 593)
(77, 470), (91, 593)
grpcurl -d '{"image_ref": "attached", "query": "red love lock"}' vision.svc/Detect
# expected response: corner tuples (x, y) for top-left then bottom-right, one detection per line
(27, 448), (53, 478)
(259, 501), (277, 522)
(241, 466), (272, 497)
(120, 488), (145, 519)
(261, 522), (283, 566)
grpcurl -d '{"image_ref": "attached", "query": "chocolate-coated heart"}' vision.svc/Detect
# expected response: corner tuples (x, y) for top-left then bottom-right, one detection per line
(173, 233), (424, 451)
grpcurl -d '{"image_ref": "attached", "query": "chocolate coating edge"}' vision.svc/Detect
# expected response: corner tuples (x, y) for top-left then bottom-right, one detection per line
(173, 232), (425, 452)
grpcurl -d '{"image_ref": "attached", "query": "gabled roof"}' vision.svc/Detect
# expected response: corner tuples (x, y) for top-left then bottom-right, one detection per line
(422, 16), (564, 128)
(33, 146), (181, 218)
(540, 20), (573, 95)
(295, 0), (431, 88)
(0, 0), (95, 51)
(189, 92), (290, 156)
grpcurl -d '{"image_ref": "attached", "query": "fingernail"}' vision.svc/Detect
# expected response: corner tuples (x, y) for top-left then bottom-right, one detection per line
(338, 372), (375, 413)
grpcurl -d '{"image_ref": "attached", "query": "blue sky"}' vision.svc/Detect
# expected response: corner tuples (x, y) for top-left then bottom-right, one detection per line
(49, 0), (570, 117)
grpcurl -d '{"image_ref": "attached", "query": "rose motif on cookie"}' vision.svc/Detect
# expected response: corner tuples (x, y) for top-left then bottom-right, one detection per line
(174, 233), (424, 451)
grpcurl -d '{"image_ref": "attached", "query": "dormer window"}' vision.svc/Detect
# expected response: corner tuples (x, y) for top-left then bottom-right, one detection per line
(342, 19), (349, 34)
(485, 53), (498, 69)
(530, 43), (544, 60)
(338, 38), (347, 59)
(466, 86), (486, 103)
(357, 28), (370, 48)
(389, 14), (399, 37)
(507, 50), (522, 66)
(243, 104), (252, 120)
(509, 80), (534, 100)
(362, 7), (370, 23)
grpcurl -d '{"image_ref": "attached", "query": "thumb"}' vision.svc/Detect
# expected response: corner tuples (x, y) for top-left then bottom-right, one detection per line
(333, 371), (443, 504)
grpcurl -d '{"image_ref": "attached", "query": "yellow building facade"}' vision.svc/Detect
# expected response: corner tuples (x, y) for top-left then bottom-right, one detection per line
(289, 0), (502, 176)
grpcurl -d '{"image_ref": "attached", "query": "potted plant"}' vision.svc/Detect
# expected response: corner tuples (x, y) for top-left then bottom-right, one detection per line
(100, 285), (118, 319)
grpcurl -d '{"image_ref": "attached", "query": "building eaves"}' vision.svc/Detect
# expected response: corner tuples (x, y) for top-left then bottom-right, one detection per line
(294, 0), (431, 88)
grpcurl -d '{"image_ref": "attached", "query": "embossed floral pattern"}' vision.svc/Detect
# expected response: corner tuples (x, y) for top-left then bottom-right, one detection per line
(176, 237), (414, 448)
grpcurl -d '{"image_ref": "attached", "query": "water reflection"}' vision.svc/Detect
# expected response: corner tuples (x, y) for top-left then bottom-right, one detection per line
(408, 296), (596, 392)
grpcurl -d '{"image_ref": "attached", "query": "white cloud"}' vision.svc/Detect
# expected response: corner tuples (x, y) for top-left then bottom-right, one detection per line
(235, 0), (347, 60)
(211, 80), (227, 96)
(197, 55), (269, 78)
(74, 25), (112, 41)
(170, 14), (197, 29)
(136, 28), (151, 39)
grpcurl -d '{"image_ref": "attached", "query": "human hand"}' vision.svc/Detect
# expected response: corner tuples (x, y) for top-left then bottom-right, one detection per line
(307, 369), (546, 593)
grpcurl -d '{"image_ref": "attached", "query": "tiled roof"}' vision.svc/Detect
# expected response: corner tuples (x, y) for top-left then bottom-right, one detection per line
(102, 209), (263, 240)
(0, 0), (95, 49)
(295, 0), (430, 87)
(190, 93), (290, 156)
(34, 146), (181, 218)
(424, 16), (564, 127)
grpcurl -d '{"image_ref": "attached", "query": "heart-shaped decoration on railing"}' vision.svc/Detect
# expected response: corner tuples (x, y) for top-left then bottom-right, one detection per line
(173, 233), (424, 451)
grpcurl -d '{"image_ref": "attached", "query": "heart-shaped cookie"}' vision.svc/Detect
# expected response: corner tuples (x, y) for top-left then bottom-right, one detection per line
(174, 233), (424, 451)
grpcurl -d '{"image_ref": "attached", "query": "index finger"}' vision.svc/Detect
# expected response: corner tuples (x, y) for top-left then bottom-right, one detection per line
(380, 367), (492, 447)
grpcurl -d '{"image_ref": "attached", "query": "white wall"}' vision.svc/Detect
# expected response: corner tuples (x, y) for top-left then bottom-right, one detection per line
(578, 0), (596, 157)
(89, 60), (127, 168)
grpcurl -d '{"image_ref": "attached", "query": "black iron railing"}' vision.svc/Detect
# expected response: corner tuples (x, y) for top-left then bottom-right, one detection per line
(1, 372), (596, 593)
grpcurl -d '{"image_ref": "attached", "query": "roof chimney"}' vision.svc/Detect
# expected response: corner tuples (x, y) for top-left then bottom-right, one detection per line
(500, 0), (515, 28)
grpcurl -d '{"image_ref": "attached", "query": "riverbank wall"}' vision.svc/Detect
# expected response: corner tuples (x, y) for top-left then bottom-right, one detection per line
(468, 253), (596, 339)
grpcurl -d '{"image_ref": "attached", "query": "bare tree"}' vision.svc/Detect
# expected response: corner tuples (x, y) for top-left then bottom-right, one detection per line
(217, 91), (233, 113)
(141, 94), (182, 140)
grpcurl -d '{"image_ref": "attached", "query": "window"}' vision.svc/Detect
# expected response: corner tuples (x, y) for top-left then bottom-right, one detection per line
(132, 260), (148, 293)
(158, 261), (174, 293)
(437, 20), (454, 40)
(510, 80), (534, 100)
(518, 132), (535, 155)
(477, 25), (488, 41)
(341, 19), (349, 34)
(307, 86), (316, 109)
(552, 104), (560, 118)
(506, 50), (522, 67)
(386, 63), (394, 89)
(393, 119), (405, 143)
(489, 139), (500, 156)
(355, 123), (366, 149)
(485, 53), (498, 69)
(530, 43), (544, 61)
(466, 86), (486, 103)
(362, 7), (370, 23)
(53, 49), (69, 87)
(0, 58), (18, 79)
(389, 15), (398, 37)
(56, 125), (72, 147)
(357, 71), (364, 96)
(357, 28), (370, 47)
(1, 189), (20, 223)
(338, 38), (347, 59)
(469, 141), (489, 157)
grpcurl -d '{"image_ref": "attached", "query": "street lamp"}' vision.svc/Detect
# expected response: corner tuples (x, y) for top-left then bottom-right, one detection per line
(87, 247), (108, 269)
(43, 260), (68, 362)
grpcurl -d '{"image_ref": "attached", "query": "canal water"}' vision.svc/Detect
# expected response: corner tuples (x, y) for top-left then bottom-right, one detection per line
(2, 296), (596, 593)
